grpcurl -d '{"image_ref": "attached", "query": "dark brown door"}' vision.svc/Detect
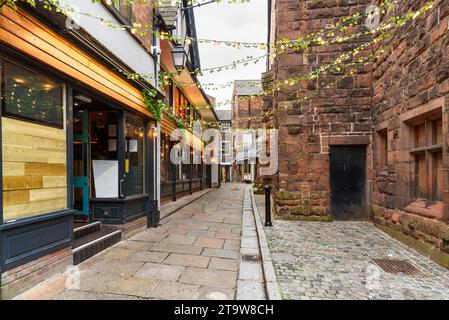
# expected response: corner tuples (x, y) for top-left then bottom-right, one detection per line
(330, 146), (367, 220)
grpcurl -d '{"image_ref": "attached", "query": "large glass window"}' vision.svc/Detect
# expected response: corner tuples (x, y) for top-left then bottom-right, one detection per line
(112, 0), (133, 22)
(124, 114), (145, 196)
(160, 135), (172, 182)
(2, 58), (67, 222)
(2, 60), (63, 127)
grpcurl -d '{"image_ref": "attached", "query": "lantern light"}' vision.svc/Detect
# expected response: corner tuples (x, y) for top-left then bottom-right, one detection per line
(172, 44), (188, 74)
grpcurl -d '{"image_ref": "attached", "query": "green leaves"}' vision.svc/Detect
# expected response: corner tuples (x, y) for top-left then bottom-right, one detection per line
(142, 89), (164, 121)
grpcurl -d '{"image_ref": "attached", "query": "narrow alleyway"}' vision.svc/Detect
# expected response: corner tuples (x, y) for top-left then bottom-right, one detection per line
(17, 184), (253, 300)
(255, 195), (449, 300)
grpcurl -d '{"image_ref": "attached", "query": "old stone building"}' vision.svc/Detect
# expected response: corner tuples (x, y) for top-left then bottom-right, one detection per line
(266, 0), (449, 265)
(231, 80), (264, 182)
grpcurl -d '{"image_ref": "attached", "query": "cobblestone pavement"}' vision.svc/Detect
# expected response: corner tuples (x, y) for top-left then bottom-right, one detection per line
(255, 195), (449, 300)
(18, 184), (248, 300)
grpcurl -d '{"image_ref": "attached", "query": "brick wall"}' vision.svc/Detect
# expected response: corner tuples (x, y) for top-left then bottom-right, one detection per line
(271, 0), (372, 220)
(1, 247), (72, 299)
(132, 2), (154, 50)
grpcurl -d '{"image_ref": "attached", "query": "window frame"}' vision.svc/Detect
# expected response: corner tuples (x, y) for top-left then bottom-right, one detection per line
(1, 57), (64, 129)
(376, 128), (388, 167)
(408, 113), (443, 201)
(103, 0), (133, 25)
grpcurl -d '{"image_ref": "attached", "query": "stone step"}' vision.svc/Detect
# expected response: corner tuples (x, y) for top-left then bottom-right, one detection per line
(73, 221), (101, 240)
(72, 226), (121, 265)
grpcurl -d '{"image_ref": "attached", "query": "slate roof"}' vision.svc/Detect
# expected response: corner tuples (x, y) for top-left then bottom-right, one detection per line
(233, 80), (263, 96)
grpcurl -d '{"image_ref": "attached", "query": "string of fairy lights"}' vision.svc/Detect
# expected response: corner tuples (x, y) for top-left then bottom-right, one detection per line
(178, 1), (436, 128)
(11, 0), (399, 79)
(1, 0), (436, 129)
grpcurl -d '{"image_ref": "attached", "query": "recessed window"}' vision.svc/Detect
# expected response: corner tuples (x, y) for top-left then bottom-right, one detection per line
(409, 114), (443, 201)
(2, 59), (63, 128)
(376, 129), (388, 167)
(112, 0), (133, 22)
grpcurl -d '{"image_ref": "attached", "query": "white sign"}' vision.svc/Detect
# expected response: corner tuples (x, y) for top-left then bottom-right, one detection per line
(92, 160), (118, 198)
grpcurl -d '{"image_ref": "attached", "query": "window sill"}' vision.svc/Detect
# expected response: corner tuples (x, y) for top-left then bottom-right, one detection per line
(404, 200), (443, 220)
(410, 144), (443, 155)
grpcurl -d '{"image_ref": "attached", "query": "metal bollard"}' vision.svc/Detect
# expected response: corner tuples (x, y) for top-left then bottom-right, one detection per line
(265, 186), (273, 227)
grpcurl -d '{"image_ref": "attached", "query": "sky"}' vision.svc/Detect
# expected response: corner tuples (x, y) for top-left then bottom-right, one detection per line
(194, 0), (268, 108)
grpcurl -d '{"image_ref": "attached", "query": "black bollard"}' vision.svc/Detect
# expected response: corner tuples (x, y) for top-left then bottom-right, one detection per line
(147, 200), (160, 228)
(265, 186), (273, 227)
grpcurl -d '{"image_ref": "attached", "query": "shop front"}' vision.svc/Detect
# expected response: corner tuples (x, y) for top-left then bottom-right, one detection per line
(72, 89), (157, 225)
(0, 5), (160, 298)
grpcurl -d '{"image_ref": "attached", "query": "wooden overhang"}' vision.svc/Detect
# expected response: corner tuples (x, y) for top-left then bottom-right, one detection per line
(160, 38), (219, 124)
(0, 7), (154, 119)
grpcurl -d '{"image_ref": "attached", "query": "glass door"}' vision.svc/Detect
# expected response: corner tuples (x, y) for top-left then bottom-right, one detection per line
(73, 109), (90, 216)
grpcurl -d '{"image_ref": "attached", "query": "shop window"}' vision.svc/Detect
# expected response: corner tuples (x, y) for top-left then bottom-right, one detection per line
(174, 87), (181, 116)
(2, 59), (63, 128)
(89, 111), (119, 199)
(164, 79), (174, 109)
(160, 136), (172, 182)
(124, 114), (144, 196)
(1, 59), (67, 221)
(409, 115), (443, 201)
(112, 0), (133, 22)
(376, 129), (388, 167)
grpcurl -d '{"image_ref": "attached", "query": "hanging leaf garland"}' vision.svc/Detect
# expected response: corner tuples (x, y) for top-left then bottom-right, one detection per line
(142, 89), (164, 121)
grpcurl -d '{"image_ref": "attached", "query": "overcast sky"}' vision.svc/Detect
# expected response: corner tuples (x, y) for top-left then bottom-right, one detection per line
(194, 0), (267, 108)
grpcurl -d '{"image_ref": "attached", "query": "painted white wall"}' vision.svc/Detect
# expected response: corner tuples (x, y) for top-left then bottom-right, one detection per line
(60, 0), (157, 87)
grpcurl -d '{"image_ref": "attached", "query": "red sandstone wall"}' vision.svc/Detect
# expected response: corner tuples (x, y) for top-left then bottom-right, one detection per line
(371, 0), (449, 249)
(272, 0), (372, 219)
(231, 95), (264, 129)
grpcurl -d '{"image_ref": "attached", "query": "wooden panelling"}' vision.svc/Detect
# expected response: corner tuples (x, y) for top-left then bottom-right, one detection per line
(42, 176), (67, 188)
(29, 187), (66, 202)
(3, 190), (29, 206)
(2, 118), (67, 221)
(3, 198), (67, 221)
(24, 163), (66, 176)
(3, 162), (25, 176)
(3, 176), (43, 191)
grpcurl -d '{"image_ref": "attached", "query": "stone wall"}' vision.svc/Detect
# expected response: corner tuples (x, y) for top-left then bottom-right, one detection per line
(371, 0), (449, 253)
(269, 0), (449, 260)
(271, 0), (373, 220)
(231, 95), (264, 129)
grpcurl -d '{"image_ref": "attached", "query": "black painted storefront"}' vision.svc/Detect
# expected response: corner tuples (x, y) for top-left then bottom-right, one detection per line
(0, 45), (159, 278)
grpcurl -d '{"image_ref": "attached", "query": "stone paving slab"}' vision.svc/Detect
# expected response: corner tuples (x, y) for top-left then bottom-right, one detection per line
(164, 253), (210, 268)
(15, 184), (247, 300)
(179, 267), (237, 288)
(254, 194), (449, 300)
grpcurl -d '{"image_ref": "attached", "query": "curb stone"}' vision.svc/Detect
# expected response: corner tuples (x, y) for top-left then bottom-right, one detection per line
(249, 186), (283, 300)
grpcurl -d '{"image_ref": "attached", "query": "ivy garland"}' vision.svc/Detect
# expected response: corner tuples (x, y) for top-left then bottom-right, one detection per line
(166, 112), (187, 129)
(142, 89), (188, 129)
(142, 89), (164, 121)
